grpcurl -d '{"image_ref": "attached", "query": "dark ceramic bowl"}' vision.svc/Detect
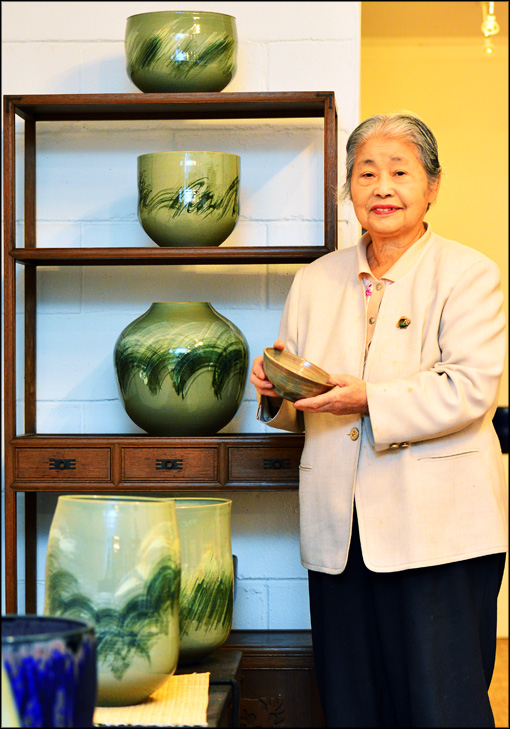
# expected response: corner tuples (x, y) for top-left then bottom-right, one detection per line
(263, 348), (334, 402)
(2, 615), (97, 728)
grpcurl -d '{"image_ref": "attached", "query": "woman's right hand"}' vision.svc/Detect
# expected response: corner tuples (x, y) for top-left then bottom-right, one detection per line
(249, 339), (285, 398)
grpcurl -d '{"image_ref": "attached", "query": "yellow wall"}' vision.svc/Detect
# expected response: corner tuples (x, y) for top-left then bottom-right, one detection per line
(361, 36), (509, 637)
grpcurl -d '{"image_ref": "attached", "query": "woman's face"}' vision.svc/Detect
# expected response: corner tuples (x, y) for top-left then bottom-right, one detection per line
(350, 134), (440, 246)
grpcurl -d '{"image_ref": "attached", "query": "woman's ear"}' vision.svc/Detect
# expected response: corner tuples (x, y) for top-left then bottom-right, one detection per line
(428, 174), (442, 205)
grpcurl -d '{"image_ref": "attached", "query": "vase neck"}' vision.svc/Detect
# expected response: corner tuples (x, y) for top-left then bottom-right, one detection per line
(148, 302), (213, 314)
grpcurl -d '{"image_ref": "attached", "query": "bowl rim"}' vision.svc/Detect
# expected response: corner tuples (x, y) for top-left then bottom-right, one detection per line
(127, 10), (236, 21)
(263, 347), (331, 382)
(173, 497), (232, 509)
(138, 151), (240, 161)
(2, 615), (95, 645)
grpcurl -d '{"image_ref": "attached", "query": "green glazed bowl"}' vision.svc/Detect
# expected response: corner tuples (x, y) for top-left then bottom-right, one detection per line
(138, 151), (240, 247)
(125, 10), (237, 93)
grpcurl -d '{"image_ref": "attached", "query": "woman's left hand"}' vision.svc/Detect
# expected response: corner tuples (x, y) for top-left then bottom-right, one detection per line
(294, 374), (368, 416)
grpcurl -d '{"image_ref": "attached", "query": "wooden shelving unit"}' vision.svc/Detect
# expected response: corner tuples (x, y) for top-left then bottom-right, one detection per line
(2, 91), (337, 615)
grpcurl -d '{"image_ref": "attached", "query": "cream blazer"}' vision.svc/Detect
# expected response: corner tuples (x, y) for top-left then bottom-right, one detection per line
(259, 232), (508, 574)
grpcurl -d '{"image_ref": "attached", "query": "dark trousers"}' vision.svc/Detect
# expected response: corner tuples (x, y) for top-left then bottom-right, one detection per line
(308, 509), (506, 728)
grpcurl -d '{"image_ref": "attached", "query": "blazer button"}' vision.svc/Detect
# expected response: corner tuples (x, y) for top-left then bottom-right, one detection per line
(350, 427), (360, 441)
(389, 443), (399, 449)
(400, 442), (410, 448)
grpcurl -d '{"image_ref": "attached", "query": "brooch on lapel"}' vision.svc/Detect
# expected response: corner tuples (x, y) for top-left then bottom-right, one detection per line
(396, 317), (411, 329)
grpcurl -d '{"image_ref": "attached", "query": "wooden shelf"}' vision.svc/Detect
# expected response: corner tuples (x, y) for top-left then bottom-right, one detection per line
(6, 91), (335, 121)
(3, 91), (337, 615)
(10, 245), (329, 266)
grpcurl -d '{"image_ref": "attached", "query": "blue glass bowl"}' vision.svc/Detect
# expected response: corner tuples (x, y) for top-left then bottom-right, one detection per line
(2, 615), (97, 728)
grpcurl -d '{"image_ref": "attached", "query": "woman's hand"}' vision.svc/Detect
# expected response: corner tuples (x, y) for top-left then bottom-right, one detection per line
(249, 339), (285, 398)
(294, 373), (368, 416)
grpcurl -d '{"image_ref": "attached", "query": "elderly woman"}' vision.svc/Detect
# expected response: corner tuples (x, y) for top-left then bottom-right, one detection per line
(250, 112), (507, 728)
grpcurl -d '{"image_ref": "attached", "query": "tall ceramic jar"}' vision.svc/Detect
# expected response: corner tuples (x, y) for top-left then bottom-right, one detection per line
(114, 302), (249, 436)
(43, 495), (181, 706)
(174, 498), (234, 664)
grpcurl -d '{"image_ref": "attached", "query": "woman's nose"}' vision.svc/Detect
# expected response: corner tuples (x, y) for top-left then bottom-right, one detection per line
(374, 174), (394, 196)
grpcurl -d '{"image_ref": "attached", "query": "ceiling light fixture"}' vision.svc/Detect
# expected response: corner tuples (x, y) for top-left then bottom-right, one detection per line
(480, 1), (500, 54)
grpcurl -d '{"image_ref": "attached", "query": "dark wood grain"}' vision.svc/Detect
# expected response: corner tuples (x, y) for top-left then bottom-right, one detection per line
(222, 631), (326, 728)
(10, 246), (331, 265)
(6, 91), (335, 121)
(9, 434), (304, 492)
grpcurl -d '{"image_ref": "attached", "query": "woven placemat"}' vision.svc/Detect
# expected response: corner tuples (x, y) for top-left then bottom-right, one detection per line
(94, 672), (210, 727)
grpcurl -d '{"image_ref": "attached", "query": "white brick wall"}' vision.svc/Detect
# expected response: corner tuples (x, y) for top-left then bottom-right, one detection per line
(2, 1), (361, 627)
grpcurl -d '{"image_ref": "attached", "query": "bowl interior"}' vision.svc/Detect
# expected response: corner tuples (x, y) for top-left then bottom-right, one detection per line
(263, 348), (331, 385)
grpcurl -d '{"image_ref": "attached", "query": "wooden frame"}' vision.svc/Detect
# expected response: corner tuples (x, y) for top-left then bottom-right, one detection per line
(2, 92), (337, 614)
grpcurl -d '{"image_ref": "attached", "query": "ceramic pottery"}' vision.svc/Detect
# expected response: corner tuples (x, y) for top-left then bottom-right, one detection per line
(125, 10), (237, 93)
(174, 498), (234, 664)
(2, 662), (21, 728)
(263, 347), (334, 402)
(43, 495), (181, 706)
(1, 615), (97, 727)
(138, 151), (240, 248)
(114, 302), (249, 436)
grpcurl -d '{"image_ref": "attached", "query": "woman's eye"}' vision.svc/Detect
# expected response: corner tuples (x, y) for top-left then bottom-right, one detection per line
(361, 172), (374, 178)
(395, 171), (406, 176)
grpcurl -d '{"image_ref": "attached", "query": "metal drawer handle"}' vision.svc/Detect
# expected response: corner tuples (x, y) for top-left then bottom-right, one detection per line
(156, 458), (183, 471)
(263, 458), (291, 470)
(49, 458), (76, 471)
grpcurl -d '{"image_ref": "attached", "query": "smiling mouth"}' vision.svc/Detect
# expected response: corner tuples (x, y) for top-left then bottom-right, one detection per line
(371, 207), (401, 215)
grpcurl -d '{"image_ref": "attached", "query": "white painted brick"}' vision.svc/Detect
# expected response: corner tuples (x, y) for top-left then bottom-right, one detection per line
(83, 400), (146, 435)
(2, 42), (83, 94)
(80, 42), (134, 94)
(38, 222), (83, 248)
(227, 41), (268, 93)
(231, 581), (268, 629)
(2, 1), (251, 42)
(3, 1), (356, 43)
(268, 39), (360, 131)
(267, 221), (324, 247)
(36, 402), (82, 434)
(218, 399), (262, 434)
(220, 220), (267, 248)
(231, 493), (304, 577)
(35, 313), (120, 401)
(235, 2), (359, 42)
(233, 535), (305, 579)
(268, 580), (311, 629)
(81, 266), (265, 312)
(37, 267), (82, 313)
(82, 221), (153, 247)
(267, 264), (304, 309)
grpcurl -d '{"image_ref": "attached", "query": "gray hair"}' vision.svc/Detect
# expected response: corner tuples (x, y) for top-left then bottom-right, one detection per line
(340, 112), (442, 202)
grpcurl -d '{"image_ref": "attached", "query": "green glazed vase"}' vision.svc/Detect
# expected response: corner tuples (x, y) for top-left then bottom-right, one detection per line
(114, 302), (249, 436)
(174, 498), (234, 664)
(125, 10), (237, 93)
(43, 495), (181, 707)
(138, 151), (240, 248)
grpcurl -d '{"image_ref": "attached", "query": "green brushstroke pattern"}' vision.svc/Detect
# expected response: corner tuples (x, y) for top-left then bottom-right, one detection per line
(115, 320), (248, 400)
(46, 555), (180, 680)
(179, 549), (233, 637)
(139, 172), (239, 221)
(127, 22), (235, 77)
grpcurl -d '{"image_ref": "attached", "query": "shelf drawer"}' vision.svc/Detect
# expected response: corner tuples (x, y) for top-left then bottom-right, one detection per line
(15, 448), (111, 480)
(121, 447), (218, 481)
(228, 446), (301, 482)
